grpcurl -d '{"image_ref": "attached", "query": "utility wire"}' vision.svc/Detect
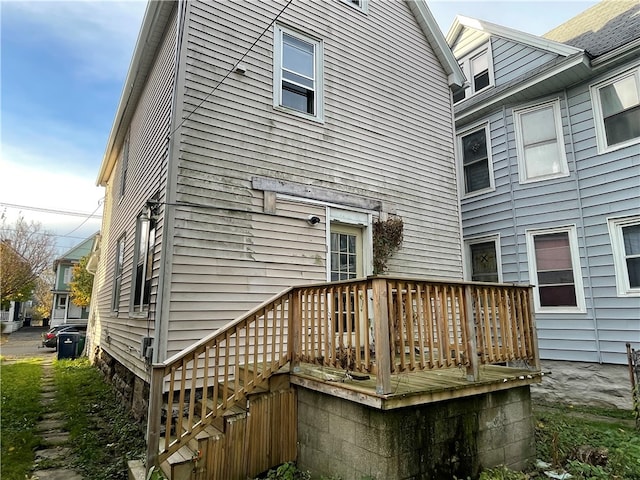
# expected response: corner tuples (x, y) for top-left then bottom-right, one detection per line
(60, 200), (104, 238)
(168, 0), (294, 139)
(0, 202), (102, 219)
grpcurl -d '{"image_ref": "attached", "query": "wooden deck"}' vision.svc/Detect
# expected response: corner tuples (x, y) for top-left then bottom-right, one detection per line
(290, 363), (543, 410)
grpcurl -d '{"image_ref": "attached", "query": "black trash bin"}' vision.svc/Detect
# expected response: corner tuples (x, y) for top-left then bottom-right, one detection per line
(58, 332), (80, 360)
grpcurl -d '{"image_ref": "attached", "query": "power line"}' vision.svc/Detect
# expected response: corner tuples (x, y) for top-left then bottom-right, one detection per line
(168, 0), (294, 139)
(60, 201), (104, 238)
(0, 202), (102, 219)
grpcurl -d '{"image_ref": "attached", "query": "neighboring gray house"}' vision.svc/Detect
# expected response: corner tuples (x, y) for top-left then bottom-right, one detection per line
(448, 0), (640, 407)
(51, 233), (99, 327)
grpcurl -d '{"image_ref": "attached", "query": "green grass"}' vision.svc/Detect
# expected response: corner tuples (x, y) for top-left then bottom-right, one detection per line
(0, 358), (44, 480)
(534, 405), (640, 480)
(54, 358), (147, 480)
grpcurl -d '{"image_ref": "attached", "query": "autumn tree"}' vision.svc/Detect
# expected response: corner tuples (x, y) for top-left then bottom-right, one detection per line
(1, 215), (57, 307)
(69, 255), (93, 307)
(32, 269), (54, 320)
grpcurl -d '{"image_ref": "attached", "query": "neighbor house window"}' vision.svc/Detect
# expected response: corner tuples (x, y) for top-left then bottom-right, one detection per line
(526, 226), (585, 312)
(514, 100), (569, 183)
(132, 213), (156, 312)
(120, 132), (129, 198)
(112, 234), (125, 312)
(274, 25), (323, 121)
(63, 266), (72, 285)
(591, 67), (640, 153)
(465, 236), (501, 283)
(454, 45), (494, 103)
(458, 124), (493, 195)
(608, 215), (640, 296)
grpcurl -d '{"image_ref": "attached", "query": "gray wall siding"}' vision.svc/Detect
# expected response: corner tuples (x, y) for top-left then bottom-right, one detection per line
(460, 65), (640, 365)
(91, 8), (177, 377)
(491, 37), (558, 87)
(164, 0), (462, 357)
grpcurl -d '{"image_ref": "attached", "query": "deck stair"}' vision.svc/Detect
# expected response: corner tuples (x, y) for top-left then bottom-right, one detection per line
(159, 368), (295, 480)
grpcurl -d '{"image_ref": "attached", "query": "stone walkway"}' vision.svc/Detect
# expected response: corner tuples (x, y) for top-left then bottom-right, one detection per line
(31, 360), (83, 480)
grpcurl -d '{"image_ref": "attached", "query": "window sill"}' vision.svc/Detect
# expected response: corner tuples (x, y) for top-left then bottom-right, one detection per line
(535, 306), (586, 314)
(129, 312), (149, 319)
(462, 187), (495, 199)
(273, 105), (324, 124)
(596, 137), (640, 155)
(518, 171), (570, 185)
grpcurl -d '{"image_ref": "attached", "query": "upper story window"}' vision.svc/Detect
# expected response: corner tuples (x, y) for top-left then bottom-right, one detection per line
(526, 226), (585, 313)
(341, 0), (368, 12)
(590, 66), (640, 154)
(132, 212), (156, 313)
(453, 44), (494, 103)
(608, 215), (640, 296)
(513, 99), (569, 184)
(458, 124), (494, 196)
(112, 234), (125, 312)
(274, 25), (324, 121)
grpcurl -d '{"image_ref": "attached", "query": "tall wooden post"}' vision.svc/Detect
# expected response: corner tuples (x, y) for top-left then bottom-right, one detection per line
(289, 291), (301, 373)
(527, 287), (541, 371)
(464, 286), (479, 382)
(372, 278), (392, 395)
(146, 365), (164, 474)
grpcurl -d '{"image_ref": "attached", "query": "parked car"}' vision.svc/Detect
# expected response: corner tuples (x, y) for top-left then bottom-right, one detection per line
(42, 324), (87, 349)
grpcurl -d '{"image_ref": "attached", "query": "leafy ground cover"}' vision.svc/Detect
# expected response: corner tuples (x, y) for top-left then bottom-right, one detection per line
(53, 358), (147, 480)
(0, 358), (44, 480)
(532, 402), (640, 480)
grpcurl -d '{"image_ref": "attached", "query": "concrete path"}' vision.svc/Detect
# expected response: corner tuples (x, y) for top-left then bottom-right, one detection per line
(1, 327), (83, 479)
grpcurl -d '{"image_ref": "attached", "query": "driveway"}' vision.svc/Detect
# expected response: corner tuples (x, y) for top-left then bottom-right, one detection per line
(0, 326), (56, 360)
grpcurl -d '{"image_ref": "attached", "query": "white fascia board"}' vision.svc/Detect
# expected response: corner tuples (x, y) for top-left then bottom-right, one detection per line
(407, 0), (465, 87)
(448, 15), (583, 58)
(455, 53), (590, 123)
(96, 1), (174, 186)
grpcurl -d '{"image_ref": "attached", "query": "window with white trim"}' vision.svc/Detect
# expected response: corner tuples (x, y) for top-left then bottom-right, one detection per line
(591, 67), (640, 153)
(132, 213), (156, 312)
(63, 266), (72, 286)
(608, 215), (640, 296)
(458, 124), (493, 196)
(274, 25), (323, 120)
(453, 44), (494, 103)
(465, 236), (501, 283)
(526, 226), (585, 312)
(514, 100), (569, 183)
(112, 234), (125, 312)
(58, 295), (67, 309)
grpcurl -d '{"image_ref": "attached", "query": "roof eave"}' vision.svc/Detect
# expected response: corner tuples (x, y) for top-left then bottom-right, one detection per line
(96, 0), (176, 186)
(407, 0), (465, 88)
(591, 37), (640, 70)
(448, 15), (583, 57)
(454, 52), (591, 125)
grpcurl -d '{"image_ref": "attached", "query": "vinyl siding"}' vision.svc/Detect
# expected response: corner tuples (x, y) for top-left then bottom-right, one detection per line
(163, 0), (462, 358)
(459, 55), (640, 365)
(91, 7), (177, 378)
(491, 37), (558, 87)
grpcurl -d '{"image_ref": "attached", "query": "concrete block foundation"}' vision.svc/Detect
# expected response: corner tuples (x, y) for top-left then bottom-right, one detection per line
(297, 386), (535, 480)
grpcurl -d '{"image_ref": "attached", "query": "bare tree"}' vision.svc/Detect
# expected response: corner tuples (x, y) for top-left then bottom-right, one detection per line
(1, 214), (57, 305)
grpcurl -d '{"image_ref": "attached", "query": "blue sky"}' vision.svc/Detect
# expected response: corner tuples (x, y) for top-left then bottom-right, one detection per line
(0, 0), (597, 256)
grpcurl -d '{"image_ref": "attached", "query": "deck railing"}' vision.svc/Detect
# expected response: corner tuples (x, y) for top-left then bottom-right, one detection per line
(147, 277), (538, 470)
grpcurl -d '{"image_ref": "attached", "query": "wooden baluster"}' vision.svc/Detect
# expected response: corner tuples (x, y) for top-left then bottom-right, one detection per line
(202, 346), (210, 421)
(463, 285), (479, 381)
(424, 284), (435, 368)
(415, 283), (426, 370)
(290, 290), (301, 373)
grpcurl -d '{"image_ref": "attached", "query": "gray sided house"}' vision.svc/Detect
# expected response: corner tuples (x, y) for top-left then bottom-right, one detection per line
(51, 233), (98, 327)
(90, 0), (464, 385)
(448, 0), (640, 408)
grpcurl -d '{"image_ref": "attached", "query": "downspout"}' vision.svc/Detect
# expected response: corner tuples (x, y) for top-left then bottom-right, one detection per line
(563, 88), (601, 363)
(503, 105), (522, 283)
